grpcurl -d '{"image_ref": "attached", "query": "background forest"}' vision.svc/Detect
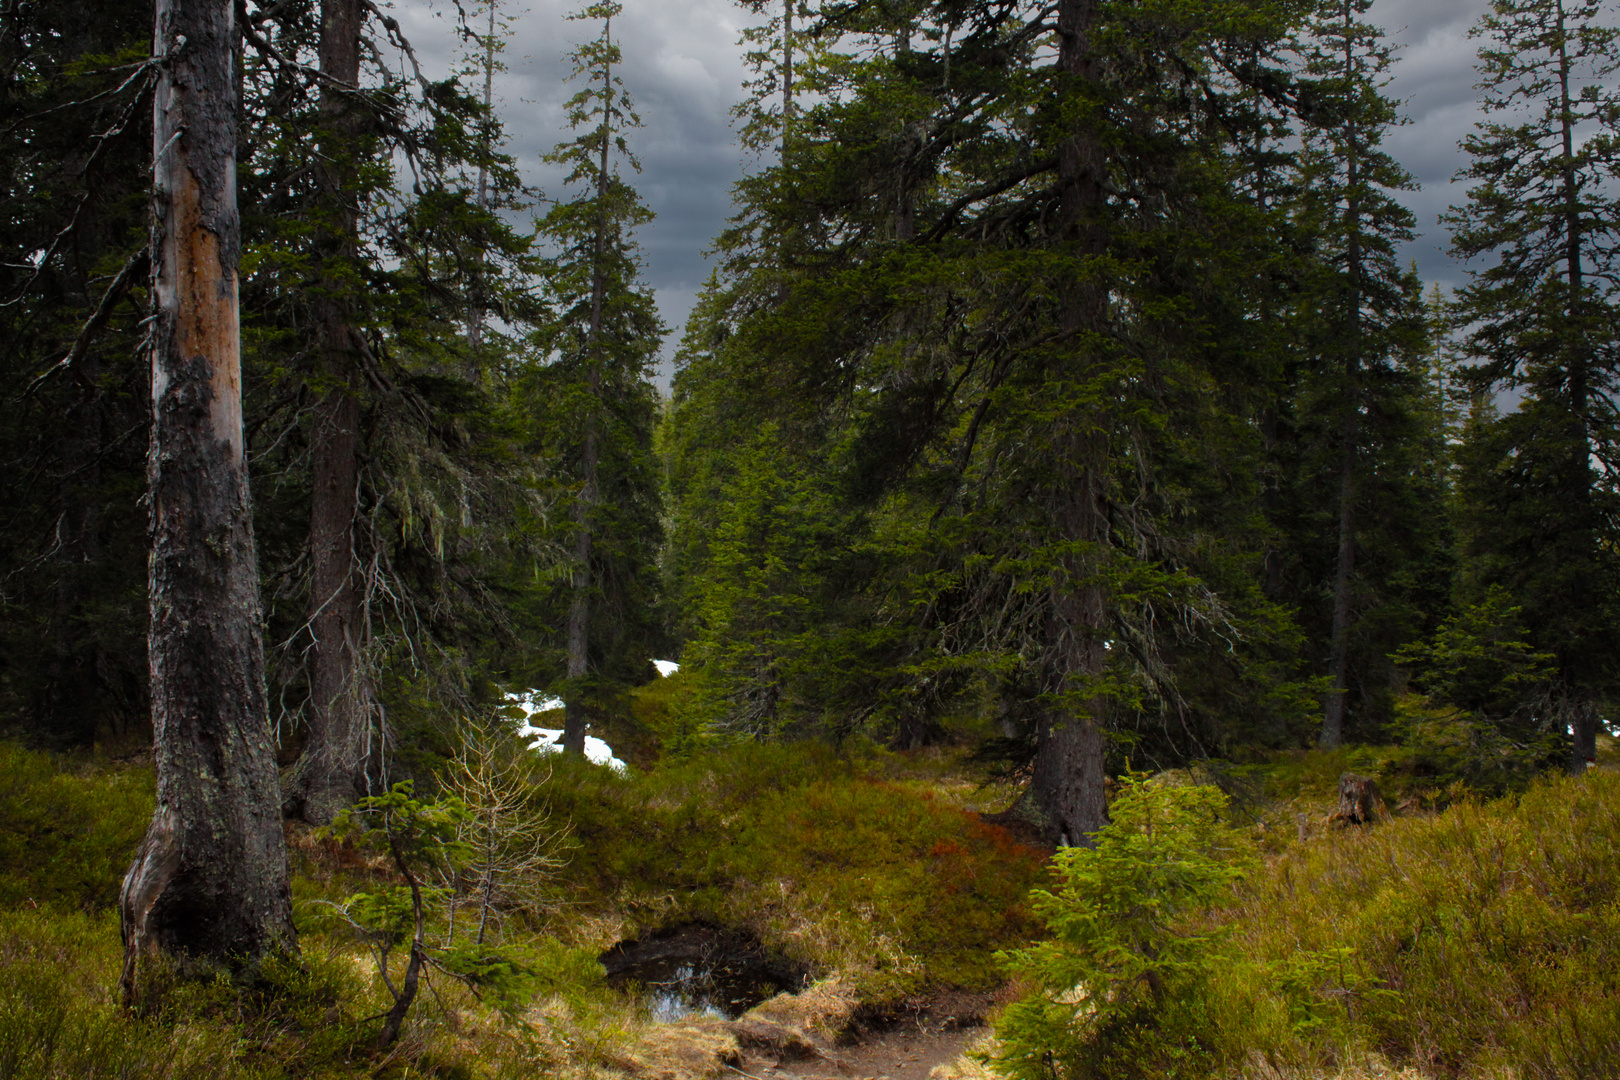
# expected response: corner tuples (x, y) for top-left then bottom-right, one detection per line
(3, 0), (1620, 1076)
(4, 0), (1615, 811)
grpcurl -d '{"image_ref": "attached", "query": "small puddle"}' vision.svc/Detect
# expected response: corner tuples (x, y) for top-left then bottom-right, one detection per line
(600, 923), (806, 1022)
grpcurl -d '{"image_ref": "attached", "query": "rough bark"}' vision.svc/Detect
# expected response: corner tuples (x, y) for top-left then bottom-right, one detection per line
(1328, 772), (1386, 826)
(1028, 0), (1111, 847)
(296, 0), (373, 823)
(122, 0), (295, 1000)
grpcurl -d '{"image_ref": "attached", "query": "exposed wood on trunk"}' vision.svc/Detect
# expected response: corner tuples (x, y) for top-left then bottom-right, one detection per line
(122, 0), (295, 1000)
(1328, 772), (1387, 826)
(296, 0), (374, 823)
(1029, 0), (1110, 847)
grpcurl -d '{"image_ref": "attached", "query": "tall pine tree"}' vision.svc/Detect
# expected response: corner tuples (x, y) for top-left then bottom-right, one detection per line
(533, 2), (665, 755)
(1445, 0), (1620, 768)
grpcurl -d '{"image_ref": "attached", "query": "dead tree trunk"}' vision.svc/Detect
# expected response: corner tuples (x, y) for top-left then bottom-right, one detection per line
(1029, 0), (1111, 847)
(121, 0), (295, 1000)
(296, 0), (374, 823)
(1328, 772), (1386, 826)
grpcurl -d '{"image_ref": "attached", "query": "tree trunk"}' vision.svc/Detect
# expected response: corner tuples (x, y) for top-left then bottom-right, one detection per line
(1328, 772), (1385, 826)
(782, 0), (794, 152)
(1554, 0), (1598, 775)
(297, 0), (373, 823)
(1029, 0), (1111, 847)
(122, 0), (295, 1000)
(562, 437), (595, 756)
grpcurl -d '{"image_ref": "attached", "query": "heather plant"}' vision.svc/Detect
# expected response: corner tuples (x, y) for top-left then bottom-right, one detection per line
(1225, 768), (1620, 1078)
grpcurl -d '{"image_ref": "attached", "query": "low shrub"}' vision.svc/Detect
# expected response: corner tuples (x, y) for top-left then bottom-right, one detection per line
(1228, 769), (1620, 1078)
(995, 764), (1620, 1080)
(0, 742), (152, 910)
(0, 908), (261, 1080)
(540, 739), (1046, 1000)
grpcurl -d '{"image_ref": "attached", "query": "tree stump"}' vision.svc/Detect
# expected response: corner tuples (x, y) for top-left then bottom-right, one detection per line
(1328, 773), (1387, 826)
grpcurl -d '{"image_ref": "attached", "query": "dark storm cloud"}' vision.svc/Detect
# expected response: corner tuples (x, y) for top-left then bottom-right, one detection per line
(1372, 0), (1491, 291)
(392, 0), (753, 369)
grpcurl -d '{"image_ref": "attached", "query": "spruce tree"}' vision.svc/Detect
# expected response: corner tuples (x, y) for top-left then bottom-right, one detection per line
(1445, 0), (1620, 768)
(668, 0), (1333, 838)
(1292, 0), (1430, 747)
(534, 2), (665, 754)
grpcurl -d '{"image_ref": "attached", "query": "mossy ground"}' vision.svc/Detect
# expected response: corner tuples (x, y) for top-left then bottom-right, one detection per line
(3, 730), (1619, 1078)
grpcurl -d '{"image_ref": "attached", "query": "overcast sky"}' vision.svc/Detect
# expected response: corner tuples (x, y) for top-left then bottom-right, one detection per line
(391, 0), (1495, 374)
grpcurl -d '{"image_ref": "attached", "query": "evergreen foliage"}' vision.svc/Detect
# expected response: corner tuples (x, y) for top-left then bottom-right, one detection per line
(525, 2), (668, 749)
(1444, 0), (1620, 768)
(995, 777), (1256, 1080)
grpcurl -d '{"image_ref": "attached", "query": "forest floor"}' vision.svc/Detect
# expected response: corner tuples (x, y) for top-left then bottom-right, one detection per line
(750, 1023), (978, 1080)
(751, 990), (997, 1080)
(7, 735), (1620, 1080)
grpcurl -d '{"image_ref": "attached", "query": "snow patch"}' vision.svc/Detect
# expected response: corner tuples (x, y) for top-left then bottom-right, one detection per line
(502, 689), (626, 773)
(652, 659), (680, 677)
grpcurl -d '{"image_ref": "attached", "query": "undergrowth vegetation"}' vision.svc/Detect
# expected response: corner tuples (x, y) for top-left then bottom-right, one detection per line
(535, 738), (1047, 997)
(4, 735), (1620, 1079)
(994, 758), (1620, 1080)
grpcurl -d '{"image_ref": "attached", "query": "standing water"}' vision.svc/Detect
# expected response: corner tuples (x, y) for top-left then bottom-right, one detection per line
(600, 923), (805, 1022)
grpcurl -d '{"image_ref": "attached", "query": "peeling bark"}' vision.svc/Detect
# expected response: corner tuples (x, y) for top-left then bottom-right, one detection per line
(122, 0), (294, 1000)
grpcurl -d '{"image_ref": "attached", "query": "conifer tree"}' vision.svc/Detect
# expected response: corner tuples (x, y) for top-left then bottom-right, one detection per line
(235, 0), (549, 804)
(0, 0), (153, 747)
(1445, 0), (1620, 768)
(535, 2), (665, 754)
(668, 0), (1332, 839)
(1293, 0), (1429, 747)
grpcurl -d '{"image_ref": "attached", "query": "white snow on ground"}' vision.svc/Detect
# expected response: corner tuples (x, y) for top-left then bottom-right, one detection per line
(652, 659), (680, 677)
(502, 690), (627, 773)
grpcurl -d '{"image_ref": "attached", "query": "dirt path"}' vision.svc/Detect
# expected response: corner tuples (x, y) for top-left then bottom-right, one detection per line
(736, 993), (994, 1080)
(745, 1022), (979, 1080)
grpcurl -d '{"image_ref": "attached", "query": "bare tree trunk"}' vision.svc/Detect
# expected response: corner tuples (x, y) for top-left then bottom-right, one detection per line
(297, 0), (373, 823)
(1029, 0), (1111, 847)
(121, 0), (295, 1001)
